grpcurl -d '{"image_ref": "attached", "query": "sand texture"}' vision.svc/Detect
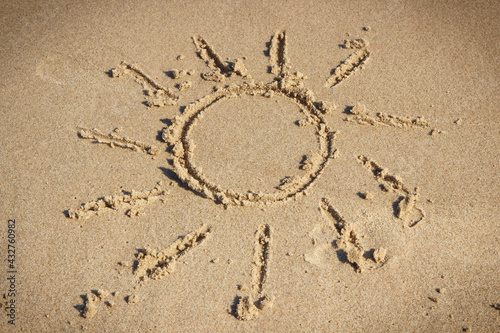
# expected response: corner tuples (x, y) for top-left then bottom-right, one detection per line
(0, 0), (499, 332)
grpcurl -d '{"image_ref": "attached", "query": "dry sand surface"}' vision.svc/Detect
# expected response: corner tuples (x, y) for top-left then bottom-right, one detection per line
(0, 0), (499, 332)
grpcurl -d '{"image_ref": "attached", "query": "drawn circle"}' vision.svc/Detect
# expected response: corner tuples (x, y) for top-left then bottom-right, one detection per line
(166, 80), (335, 206)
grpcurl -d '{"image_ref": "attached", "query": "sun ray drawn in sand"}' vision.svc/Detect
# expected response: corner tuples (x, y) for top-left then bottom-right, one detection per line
(71, 30), (431, 320)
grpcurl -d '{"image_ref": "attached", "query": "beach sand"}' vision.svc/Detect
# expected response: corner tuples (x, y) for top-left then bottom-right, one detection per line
(0, 0), (499, 331)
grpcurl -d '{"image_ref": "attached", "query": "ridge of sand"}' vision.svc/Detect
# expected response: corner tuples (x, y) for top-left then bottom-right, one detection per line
(134, 224), (211, 282)
(345, 103), (431, 129)
(326, 47), (370, 87)
(77, 127), (159, 155)
(192, 35), (232, 75)
(192, 35), (250, 81)
(317, 197), (387, 272)
(111, 61), (179, 107)
(269, 30), (290, 75)
(66, 182), (167, 219)
(234, 224), (274, 321)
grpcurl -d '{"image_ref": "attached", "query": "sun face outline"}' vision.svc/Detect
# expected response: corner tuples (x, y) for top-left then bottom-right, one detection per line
(163, 79), (336, 207)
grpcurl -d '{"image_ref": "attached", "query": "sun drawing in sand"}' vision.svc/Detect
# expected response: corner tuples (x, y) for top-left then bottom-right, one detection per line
(69, 30), (429, 320)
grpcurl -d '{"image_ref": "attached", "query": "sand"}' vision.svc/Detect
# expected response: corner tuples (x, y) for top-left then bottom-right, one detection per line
(0, 0), (499, 331)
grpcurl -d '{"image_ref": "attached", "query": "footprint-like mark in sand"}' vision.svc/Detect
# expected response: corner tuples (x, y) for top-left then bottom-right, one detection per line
(36, 51), (91, 85)
(357, 155), (425, 227)
(306, 198), (387, 273)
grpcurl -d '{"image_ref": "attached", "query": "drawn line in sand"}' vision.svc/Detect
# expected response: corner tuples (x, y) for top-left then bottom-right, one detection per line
(233, 224), (274, 321)
(317, 198), (387, 272)
(252, 223), (271, 294)
(325, 47), (370, 87)
(77, 225), (210, 319)
(269, 30), (290, 75)
(77, 127), (160, 155)
(357, 155), (425, 227)
(66, 182), (167, 219)
(192, 35), (249, 81)
(134, 224), (211, 283)
(192, 35), (232, 75)
(162, 80), (337, 208)
(344, 104), (431, 130)
(111, 61), (179, 107)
